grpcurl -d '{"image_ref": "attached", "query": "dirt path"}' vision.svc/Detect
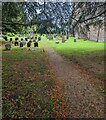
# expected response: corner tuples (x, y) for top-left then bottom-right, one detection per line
(46, 47), (104, 118)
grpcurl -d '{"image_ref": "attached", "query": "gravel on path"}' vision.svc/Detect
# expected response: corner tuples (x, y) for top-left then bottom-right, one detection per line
(47, 48), (104, 118)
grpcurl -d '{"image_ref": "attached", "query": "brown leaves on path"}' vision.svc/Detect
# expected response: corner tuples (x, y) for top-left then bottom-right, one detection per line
(51, 79), (69, 119)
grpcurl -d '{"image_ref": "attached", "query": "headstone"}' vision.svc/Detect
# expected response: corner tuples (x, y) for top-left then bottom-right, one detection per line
(20, 42), (23, 47)
(74, 39), (76, 42)
(22, 40), (26, 46)
(15, 37), (18, 41)
(14, 41), (18, 46)
(10, 38), (12, 41)
(27, 41), (31, 47)
(5, 43), (11, 50)
(56, 36), (59, 44)
(38, 37), (41, 41)
(3, 36), (8, 41)
(66, 36), (69, 40)
(34, 42), (38, 47)
(21, 38), (23, 41)
(25, 38), (28, 41)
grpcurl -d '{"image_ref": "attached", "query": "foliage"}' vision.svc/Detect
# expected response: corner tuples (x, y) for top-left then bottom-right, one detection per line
(2, 2), (105, 35)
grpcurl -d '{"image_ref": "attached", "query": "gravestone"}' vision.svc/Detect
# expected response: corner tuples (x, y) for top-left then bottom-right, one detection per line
(34, 42), (38, 47)
(20, 42), (23, 47)
(74, 39), (76, 42)
(25, 38), (28, 41)
(3, 36), (8, 41)
(27, 41), (31, 47)
(10, 38), (12, 41)
(56, 36), (59, 44)
(14, 41), (18, 46)
(15, 37), (18, 41)
(5, 43), (11, 50)
(38, 37), (41, 41)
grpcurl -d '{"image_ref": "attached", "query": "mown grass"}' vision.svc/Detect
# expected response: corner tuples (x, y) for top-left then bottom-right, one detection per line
(47, 37), (104, 56)
(2, 45), (55, 118)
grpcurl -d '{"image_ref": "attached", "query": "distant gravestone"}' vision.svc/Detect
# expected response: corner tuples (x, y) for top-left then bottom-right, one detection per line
(15, 37), (18, 41)
(3, 36), (8, 41)
(74, 39), (76, 42)
(34, 42), (38, 47)
(14, 41), (18, 46)
(38, 37), (41, 41)
(22, 40), (26, 46)
(27, 41), (31, 47)
(25, 38), (28, 41)
(10, 38), (12, 41)
(56, 36), (59, 44)
(5, 43), (11, 50)
(66, 36), (69, 40)
(20, 42), (23, 47)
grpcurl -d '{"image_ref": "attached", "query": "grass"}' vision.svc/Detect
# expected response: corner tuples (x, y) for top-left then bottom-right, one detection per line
(1, 35), (69, 118)
(47, 36), (105, 95)
(47, 37), (104, 56)
(2, 45), (55, 118)
(1, 35), (105, 118)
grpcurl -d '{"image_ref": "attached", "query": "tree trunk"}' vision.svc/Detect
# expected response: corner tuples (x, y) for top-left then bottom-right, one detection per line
(97, 26), (100, 42)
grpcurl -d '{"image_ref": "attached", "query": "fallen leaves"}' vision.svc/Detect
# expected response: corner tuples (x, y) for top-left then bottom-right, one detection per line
(2, 49), (55, 118)
(51, 79), (69, 118)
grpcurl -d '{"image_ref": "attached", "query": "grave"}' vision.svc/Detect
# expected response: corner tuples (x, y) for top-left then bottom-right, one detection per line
(34, 42), (38, 47)
(5, 43), (11, 50)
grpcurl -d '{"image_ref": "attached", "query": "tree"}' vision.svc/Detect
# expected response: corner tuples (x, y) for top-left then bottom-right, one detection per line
(2, 2), (72, 34)
(69, 2), (105, 37)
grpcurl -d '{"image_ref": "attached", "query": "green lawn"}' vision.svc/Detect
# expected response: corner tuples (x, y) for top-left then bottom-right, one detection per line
(47, 37), (104, 56)
(2, 46), (55, 118)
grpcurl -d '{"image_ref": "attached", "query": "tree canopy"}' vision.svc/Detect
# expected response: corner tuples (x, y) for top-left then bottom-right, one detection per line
(2, 2), (106, 35)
